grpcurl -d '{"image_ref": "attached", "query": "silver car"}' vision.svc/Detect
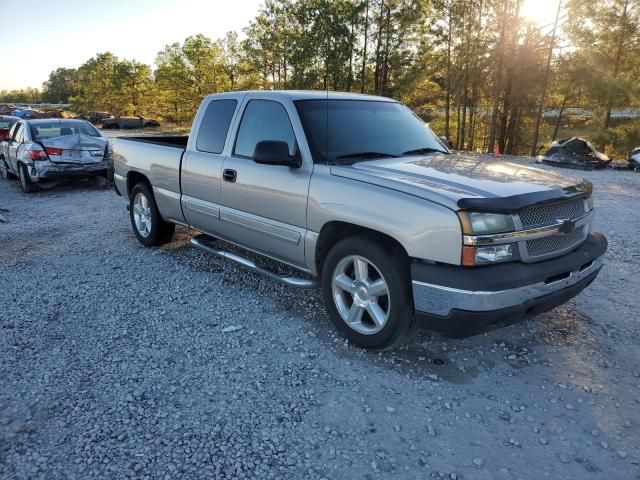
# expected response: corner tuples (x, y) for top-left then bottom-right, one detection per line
(0, 118), (112, 193)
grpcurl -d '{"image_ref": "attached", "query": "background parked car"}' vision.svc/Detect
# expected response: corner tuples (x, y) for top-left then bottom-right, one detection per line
(79, 111), (112, 125)
(0, 119), (112, 191)
(0, 115), (20, 141)
(101, 115), (160, 129)
(11, 108), (41, 119)
(628, 147), (640, 170)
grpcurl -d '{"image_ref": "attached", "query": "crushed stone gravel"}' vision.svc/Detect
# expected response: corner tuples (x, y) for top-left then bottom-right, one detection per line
(0, 157), (639, 479)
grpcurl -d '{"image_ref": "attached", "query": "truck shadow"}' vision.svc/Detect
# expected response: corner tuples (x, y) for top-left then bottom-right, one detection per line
(162, 232), (598, 385)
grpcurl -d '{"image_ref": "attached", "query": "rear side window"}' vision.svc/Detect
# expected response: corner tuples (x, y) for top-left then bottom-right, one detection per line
(196, 99), (237, 154)
(234, 100), (296, 158)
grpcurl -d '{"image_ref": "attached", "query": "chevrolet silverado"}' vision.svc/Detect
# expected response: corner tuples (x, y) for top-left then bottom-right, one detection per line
(112, 91), (607, 349)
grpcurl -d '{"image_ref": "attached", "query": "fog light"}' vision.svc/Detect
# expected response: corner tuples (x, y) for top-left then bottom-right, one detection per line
(462, 244), (514, 266)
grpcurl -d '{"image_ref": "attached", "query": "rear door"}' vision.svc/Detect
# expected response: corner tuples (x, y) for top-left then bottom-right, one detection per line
(218, 95), (313, 268)
(180, 96), (240, 232)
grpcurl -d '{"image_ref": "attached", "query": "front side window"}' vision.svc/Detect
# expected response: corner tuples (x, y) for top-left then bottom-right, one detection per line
(234, 100), (296, 158)
(196, 99), (237, 154)
(295, 100), (449, 164)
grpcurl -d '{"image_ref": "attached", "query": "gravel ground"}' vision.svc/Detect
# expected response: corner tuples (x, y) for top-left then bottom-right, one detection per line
(1, 154), (639, 480)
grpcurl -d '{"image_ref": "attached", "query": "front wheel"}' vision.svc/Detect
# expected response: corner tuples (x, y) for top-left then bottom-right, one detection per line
(321, 234), (415, 349)
(129, 182), (175, 246)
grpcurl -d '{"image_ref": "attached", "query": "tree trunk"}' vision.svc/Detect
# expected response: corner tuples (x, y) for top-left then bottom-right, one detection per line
(552, 94), (568, 140)
(488, 0), (508, 153)
(444, 3), (453, 142)
(530, 0), (562, 156)
(360, 0), (369, 93)
(600, 0), (629, 151)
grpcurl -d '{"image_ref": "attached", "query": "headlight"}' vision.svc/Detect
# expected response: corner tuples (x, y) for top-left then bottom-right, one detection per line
(458, 212), (515, 235)
(458, 212), (517, 266)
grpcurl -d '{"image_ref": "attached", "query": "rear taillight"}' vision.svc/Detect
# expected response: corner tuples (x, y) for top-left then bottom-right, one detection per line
(26, 147), (48, 160)
(45, 147), (63, 156)
(0, 129), (9, 139)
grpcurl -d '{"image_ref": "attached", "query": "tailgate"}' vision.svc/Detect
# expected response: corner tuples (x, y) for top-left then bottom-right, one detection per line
(42, 134), (107, 164)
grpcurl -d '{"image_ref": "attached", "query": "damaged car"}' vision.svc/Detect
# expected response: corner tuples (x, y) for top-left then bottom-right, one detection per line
(628, 147), (640, 171)
(0, 119), (112, 193)
(101, 115), (160, 129)
(536, 138), (612, 170)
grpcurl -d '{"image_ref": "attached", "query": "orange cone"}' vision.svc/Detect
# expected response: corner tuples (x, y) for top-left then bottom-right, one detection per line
(493, 144), (500, 157)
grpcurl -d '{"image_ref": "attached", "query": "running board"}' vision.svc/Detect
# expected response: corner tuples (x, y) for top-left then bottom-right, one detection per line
(190, 235), (319, 289)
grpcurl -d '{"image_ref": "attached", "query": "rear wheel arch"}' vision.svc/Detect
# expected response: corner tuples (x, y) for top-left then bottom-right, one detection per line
(127, 171), (151, 197)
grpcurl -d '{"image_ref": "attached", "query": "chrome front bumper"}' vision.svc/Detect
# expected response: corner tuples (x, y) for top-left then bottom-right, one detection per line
(412, 254), (603, 317)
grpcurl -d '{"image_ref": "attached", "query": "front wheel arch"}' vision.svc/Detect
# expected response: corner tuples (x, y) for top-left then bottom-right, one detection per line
(315, 221), (409, 277)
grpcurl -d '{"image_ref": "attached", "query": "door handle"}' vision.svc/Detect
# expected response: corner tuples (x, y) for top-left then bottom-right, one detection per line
(222, 169), (237, 183)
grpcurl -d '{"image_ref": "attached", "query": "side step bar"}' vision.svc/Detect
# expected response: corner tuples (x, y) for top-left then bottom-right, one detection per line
(190, 235), (319, 289)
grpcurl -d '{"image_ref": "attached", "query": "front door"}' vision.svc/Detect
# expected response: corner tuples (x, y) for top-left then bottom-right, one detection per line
(219, 98), (312, 268)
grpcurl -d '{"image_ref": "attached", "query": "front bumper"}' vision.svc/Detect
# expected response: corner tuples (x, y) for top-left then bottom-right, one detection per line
(28, 159), (111, 182)
(412, 232), (607, 336)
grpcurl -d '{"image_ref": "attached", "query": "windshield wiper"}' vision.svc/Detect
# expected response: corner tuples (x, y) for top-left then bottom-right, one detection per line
(402, 147), (447, 156)
(335, 151), (397, 160)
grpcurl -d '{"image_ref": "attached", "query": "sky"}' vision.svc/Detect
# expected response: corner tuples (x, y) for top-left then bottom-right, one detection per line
(0, 0), (262, 91)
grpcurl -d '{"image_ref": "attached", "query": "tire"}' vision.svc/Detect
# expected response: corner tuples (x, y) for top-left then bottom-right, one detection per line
(129, 182), (175, 246)
(18, 163), (39, 193)
(321, 234), (415, 349)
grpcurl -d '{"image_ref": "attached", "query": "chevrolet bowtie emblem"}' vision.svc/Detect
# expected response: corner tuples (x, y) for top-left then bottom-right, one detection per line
(556, 218), (576, 235)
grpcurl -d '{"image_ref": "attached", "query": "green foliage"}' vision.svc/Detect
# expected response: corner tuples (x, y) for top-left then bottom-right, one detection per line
(12, 0), (637, 155)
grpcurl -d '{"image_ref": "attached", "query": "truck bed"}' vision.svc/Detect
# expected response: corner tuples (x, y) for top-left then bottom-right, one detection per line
(112, 135), (187, 224)
(115, 135), (189, 148)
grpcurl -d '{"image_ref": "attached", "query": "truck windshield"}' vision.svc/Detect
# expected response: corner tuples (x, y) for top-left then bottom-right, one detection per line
(294, 100), (449, 165)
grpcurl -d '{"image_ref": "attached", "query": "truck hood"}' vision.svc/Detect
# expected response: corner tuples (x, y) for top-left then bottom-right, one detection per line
(330, 153), (589, 212)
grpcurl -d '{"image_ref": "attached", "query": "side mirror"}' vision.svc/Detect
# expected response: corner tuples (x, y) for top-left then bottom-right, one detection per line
(252, 140), (300, 167)
(439, 136), (451, 149)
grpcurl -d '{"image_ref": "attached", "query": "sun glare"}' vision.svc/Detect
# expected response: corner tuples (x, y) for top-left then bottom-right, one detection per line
(520, 0), (562, 27)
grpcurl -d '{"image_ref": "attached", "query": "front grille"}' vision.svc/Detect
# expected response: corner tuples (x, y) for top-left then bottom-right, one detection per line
(519, 197), (587, 228)
(518, 197), (589, 259)
(525, 228), (586, 257)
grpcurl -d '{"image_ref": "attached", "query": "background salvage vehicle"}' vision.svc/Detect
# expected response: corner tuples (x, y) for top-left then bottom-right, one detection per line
(628, 147), (640, 171)
(0, 115), (20, 141)
(0, 119), (112, 192)
(79, 111), (112, 125)
(536, 137), (612, 170)
(11, 108), (41, 119)
(101, 115), (160, 129)
(113, 91), (607, 349)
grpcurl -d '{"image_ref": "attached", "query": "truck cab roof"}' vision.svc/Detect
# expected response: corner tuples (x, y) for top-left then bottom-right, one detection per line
(204, 90), (398, 103)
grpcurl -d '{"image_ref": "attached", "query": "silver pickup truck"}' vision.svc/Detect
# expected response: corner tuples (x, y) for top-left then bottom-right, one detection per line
(113, 91), (607, 349)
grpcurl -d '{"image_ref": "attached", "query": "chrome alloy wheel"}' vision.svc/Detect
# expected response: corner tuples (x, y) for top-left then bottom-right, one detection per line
(133, 192), (152, 238)
(331, 255), (390, 335)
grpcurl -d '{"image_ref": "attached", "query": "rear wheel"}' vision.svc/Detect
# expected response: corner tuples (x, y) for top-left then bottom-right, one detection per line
(321, 234), (415, 349)
(18, 163), (38, 193)
(129, 182), (175, 246)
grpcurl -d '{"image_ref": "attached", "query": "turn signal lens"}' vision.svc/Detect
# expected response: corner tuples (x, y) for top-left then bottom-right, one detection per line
(462, 244), (514, 266)
(26, 148), (48, 160)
